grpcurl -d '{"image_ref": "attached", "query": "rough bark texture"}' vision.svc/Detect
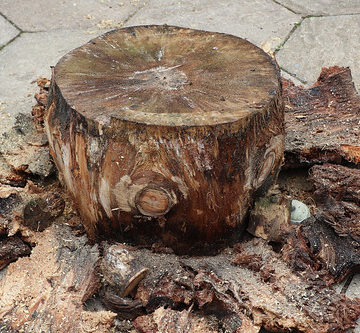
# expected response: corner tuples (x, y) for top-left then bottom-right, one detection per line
(0, 236), (31, 270)
(247, 185), (291, 242)
(283, 66), (360, 168)
(310, 163), (360, 240)
(45, 25), (284, 253)
(0, 224), (116, 332)
(283, 163), (360, 282)
(97, 239), (360, 332)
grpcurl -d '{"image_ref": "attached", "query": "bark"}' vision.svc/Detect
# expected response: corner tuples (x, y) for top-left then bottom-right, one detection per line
(283, 66), (360, 168)
(45, 25), (284, 253)
(247, 185), (291, 242)
(97, 239), (360, 332)
(283, 163), (360, 282)
(0, 113), (54, 180)
(0, 224), (116, 332)
(0, 236), (31, 270)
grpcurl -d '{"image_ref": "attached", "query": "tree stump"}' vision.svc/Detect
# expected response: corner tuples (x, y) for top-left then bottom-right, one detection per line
(45, 25), (284, 253)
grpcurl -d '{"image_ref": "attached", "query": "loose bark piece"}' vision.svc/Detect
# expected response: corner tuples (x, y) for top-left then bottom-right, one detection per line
(0, 236), (31, 270)
(101, 243), (149, 297)
(247, 186), (291, 242)
(45, 25), (284, 253)
(123, 239), (360, 332)
(283, 66), (360, 167)
(0, 224), (116, 332)
(23, 192), (65, 232)
(283, 213), (360, 284)
(32, 77), (50, 128)
(310, 163), (360, 240)
(283, 163), (360, 282)
(0, 113), (54, 179)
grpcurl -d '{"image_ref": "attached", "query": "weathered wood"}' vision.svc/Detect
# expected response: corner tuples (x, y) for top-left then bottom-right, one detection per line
(100, 240), (360, 332)
(310, 163), (360, 240)
(45, 25), (284, 252)
(247, 185), (291, 242)
(283, 66), (360, 168)
(0, 236), (31, 270)
(283, 163), (360, 282)
(0, 224), (116, 332)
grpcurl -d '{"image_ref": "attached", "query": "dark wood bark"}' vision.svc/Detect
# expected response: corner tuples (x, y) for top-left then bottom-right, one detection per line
(0, 236), (31, 270)
(45, 25), (284, 253)
(283, 66), (360, 168)
(247, 186), (291, 242)
(283, 163), (360, 282)
(111, 239), (360, 332)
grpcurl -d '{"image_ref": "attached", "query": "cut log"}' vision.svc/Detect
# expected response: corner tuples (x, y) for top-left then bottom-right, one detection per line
(45, 25), (284, 253)
(283, 66), (360, 168)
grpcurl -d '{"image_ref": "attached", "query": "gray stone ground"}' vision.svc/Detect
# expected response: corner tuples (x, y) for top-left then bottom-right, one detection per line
(0, 0), (359, 330)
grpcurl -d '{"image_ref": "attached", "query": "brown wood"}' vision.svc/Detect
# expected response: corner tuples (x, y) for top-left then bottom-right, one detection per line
(283, 66), (360, 168)
(45, 25), (284, 252)
(283, 163), (360, 282)
(0, 224), (116, 332)
(100, 239), (360, 332)
(0, 236), (30, 270)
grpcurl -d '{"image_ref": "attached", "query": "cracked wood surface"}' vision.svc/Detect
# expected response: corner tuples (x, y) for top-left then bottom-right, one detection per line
(45, 25), (284, 253)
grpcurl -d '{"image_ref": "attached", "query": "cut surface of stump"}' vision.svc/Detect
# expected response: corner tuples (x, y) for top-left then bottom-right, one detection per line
(45, 25), (284, 253)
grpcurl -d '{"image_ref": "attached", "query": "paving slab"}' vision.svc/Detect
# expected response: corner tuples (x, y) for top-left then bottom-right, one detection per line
(346, 275), (360, 333)
(126, 0), (301, 52)
(275, 0), (360, 16)
(347, 274), (360, 300)
(0, 30), (105, 135)
(0, 0), (146, 32)
(0, 15), (19, 48)
(276, 15), (360, 91)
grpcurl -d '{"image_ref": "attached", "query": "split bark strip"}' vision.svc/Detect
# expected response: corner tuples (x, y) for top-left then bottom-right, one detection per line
(45, 25), (284, 253)
(104, 239), (360, 332)
(284, 163), (360, 282)
(283, 66), (360, 168)
(0, 224), (116, 332)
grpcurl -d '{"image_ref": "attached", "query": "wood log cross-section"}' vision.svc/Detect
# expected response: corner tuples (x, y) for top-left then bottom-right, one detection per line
(45, 25), (284, 253)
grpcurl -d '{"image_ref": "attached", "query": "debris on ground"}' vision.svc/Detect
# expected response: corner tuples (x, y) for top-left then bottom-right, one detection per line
(1, 69), (360, 332)
(283, 163), (360, 283)
(283, 66), (360, 168)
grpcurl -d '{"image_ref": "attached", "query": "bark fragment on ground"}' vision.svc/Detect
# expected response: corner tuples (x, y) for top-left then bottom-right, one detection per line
(0, 224), (116, 332)
(103, 239), (360, 332)
(283, 163), (360, 282)
(247, 186), (291, 242)
(310, 163), (360, 240)
(0, 113), (54, 182)
(0, 236), (31, 270)
(283, 66), (360, 167)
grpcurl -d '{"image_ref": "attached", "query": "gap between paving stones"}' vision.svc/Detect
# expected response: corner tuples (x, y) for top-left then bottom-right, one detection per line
(123, 0), (150, 25)
(0, 0), (149, 51)
(0, 12), (22, 51)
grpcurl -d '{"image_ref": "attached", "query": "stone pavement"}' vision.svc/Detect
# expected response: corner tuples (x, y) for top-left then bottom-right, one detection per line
(1, 0), (360, 135)
(0, 0), (359, 328)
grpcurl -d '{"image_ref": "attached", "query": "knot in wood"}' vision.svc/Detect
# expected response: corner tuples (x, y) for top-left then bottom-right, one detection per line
(136, 187), (172, 217)
(45, 25), (285, 252)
